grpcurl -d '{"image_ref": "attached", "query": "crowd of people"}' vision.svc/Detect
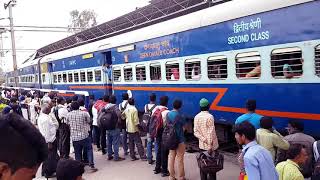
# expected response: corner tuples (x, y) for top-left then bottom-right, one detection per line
(0, 88), (319, 180)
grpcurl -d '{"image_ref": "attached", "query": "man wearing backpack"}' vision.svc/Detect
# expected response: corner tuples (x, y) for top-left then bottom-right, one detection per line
(167, 99), (187, 180)
(124, 98), (147, 161)
(101, 95), (125, 161)
(98, 95), (110, 155)
(119, 93), (129, 155)
(153, 96), (170, 177)
(144, 93), (157, 164)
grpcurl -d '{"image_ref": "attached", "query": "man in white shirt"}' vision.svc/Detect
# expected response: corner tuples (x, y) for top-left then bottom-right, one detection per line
(145, 93), (157, 164)
(38, 103), (59, 178)
(119, 93), (129, 155)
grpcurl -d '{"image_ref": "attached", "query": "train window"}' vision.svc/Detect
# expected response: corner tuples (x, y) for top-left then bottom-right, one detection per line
(315, 45), (320, 77)
(236, 52), (261, 79)
(113, 67), (121, 82)
(136, 65), (146, 81)
(80, 71), (86, 82)
(35, 75), (38, 83)
(42, 74), (46, 83)
(150, 63), (161, 81)
(124, 66), (133, 81)
(95, 69), (102, 82)
(185, 59), (201, 80)
(87, 71), (94, 82)
(208, 56), (228, 80)
(271, 47), (302, 79)
(57, 74), (62, 83)
(53, 74), (57, 83)
(166, 62), (179, 81)
(62, 73), (67, 83)
(68, 72), (73, 83)
(74, 72), (79, 82)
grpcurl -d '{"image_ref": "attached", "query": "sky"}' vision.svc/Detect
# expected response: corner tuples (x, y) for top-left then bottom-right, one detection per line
(0, 0), (150, 71)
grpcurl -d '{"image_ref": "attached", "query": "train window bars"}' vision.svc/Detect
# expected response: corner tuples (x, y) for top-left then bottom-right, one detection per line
(236, 52), (261, 79)
(150, 63), (161, 81)
(271, 47), (302, 79)
(315, 45), (320, 77)
(124, 66), (133, 82)
(136, 65), (146, 81)
(113, 67), (121, 82)
(68, 72), (73, 83)
(57, 74), (62, 83)
(35, 75), (38, 83)
(74, 72), (80, 82)
(185, 59), (201, 80)
(63, 73), (67, 83)
(42, 74), (46, 83)
(53, 74), (57, 83)
(95, 69), (102, 82)
(80, 71), (86, 82)
(208, 55), (228, 80)
(165, 61), (180, 81)
(87, 71), (94, 82)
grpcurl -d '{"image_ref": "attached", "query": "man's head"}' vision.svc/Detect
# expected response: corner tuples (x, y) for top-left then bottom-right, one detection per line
(102, 95), (109, 103)
(41, 103), (51, 115)
(56, 159), (85, 180)
(72, 95), (78, 102)
(260, 116), (273, 130)
(287, 120), (304, 134)
(287, 144), (308, 165)
(159, 96), (169, 107)
(71, 101), (80, 111)
(199, 98), (210, 111)
(66, 98), (72, 105)
(109, 95), (117, 104)
(173, 99), (182, 110)
(78, 99), (85, 107)
(128, 98), (135, 106)
(149, 93), (156, 103)
(246, 99), (256, 112)
(0, 113), (48, 180)
(57, 96), (65, 105)
(234, 121), (256, 145)
(122, 93), (129, 101)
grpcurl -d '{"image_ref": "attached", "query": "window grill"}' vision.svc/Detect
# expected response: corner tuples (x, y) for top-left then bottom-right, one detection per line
(166, 61), (179, 81)
(236, 52), (261, 79)
(87, 71), (94, 82)
(62, 73), (67, 83)
(124, 67), (133, 81)
(150, 63), (161, 80)
(113, 68), (121, 82)
(74, 72), (79, 82)
(136, 65), (146, 81)
(80, 71), (86, 82)
(68, 73), (73, 83)
(185, 59), (201, 80)
(315, 45), (320, 77)
(208, 55), (227, 80)
(95, 69), (102, 82)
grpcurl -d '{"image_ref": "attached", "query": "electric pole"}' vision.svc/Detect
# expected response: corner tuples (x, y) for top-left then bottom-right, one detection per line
(4, 0), (18, 87)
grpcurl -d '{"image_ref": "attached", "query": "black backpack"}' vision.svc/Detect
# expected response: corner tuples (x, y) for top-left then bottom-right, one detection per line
(119, 102), (128, 129)
(98, 106), (118, 130)
(162, 114), (180, 150)
(140, 104), (157, 132)
(53, 106), (61, 125)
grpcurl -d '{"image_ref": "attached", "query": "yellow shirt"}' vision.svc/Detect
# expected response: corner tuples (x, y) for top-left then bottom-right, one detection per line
(276, 160), (304, 180)
(256, 128), (290, 161)
(124, 105), (139, 133)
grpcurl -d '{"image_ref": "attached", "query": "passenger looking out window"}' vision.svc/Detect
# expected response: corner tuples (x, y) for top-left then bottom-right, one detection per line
(245, 63), (261, 78)
(236, 52), (261, 79)
(170, 68), (179, 80)
(283, 59), (303, 79)
(185, 59), (201, 80)
(191, 66), (201, 80)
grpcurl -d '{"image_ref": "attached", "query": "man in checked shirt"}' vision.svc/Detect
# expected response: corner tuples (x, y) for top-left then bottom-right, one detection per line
(194, 98), (219, 180)
(66, 101), (98, 173)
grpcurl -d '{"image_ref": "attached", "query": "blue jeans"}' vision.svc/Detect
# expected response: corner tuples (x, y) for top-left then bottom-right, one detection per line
(73, 137), (94, 167)
(107, 129), (121, 160)
(147, 133), (158, 161)
(121, 129), (128, 154)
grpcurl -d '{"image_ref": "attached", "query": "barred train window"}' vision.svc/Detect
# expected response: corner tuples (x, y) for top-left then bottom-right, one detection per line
(42, 74), (46, 83)
(236, 52), (261, 79)
(208, 56), (228, 80)
(185, 59), (201, 80)
(68, 72), (73, 83)
(58, 74), (62, 83)
(87, 71), (93, 82)
(113, 68), (121, 82)
(136, 65), (146, 81)
(63, 73), (67, 83)
(53, 74), (57, 83)
(124, 67), (133, 81)
(80, 71), (86, 82)
(35, 75), (38, 83)
(150, 63), (161, 81)
(165, 62), (179, 81)
(95, 69), (102, 82)
(315, 45), (320, 77)
(74, 72), (79, 82)
(271, 47), (302, 78)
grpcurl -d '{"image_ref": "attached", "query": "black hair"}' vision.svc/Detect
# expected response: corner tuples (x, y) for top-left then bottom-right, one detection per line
(150, 93), (156, 102)
(234, 121), (256, 141)
(89, 95), (95, 100)
(31, 95), (35, 99)
(260, 116), (273, 129)
(26, 94), (31, 98)
(173, 99), (182, 110)
(122, 93), (129, 101)
(287, 144), (305, 160)
(246, 99), (256, 112)
(10, 97), (17, 103)
(128, 98), (135, 105)
(109, 95), (117, 104)
(56, 159), (85, 180)
(200, 105), (210, 111)
(289, 119), (304, 132)
(66, 98), (72, 104)
(0, 113), (48, 173)
(78, 98), (85, 107)
(57, 96), (65, 105)
(71, 101), (80, 111)
(72, 95), (78, 102)
(159, 96), (169, 106)
(102, 95), (109, 102)
(48, 92), (55, 100)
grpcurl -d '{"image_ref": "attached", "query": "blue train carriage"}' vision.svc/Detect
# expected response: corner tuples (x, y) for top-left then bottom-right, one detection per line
(106, 0), (320, 139)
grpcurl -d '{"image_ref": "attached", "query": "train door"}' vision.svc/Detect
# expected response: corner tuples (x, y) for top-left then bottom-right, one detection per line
(47, 63), (54, 89)
(103, 51), (113, 95)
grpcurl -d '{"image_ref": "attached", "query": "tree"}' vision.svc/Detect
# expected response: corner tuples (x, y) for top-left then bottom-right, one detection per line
(68, 9), (97, 33)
